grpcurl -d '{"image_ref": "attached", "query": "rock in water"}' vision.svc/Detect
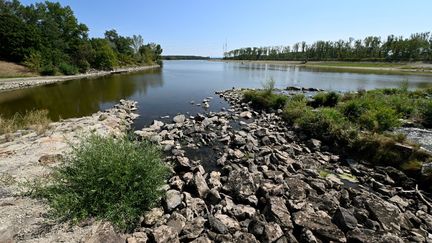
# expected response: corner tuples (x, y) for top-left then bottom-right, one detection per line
(173, 115), (186, 124)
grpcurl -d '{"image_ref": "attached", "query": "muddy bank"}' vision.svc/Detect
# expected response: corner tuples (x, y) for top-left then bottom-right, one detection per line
(128, 88), (432, 242)
(0, 65), (159, 92)
(0, 100), (138, 242)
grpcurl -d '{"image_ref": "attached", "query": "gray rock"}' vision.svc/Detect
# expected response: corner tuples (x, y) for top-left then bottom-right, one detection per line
(333, 207), (358, 232)
(193, 172), (210, 198)
(225, 169), (257, 201)
(167, 212), (186, 234)
(231, 204), (256, 220)
(214, 214), (241, 233)
(208, 215), (228, 234)
(233, 232), (259, 243)
(85, 222), (123, 243)
(181, 216), (206, 240)
(173, 115), (186, 124)
(240, 111), (253, 119)
(365, 196), (406, 232)
(151, 225), (179, 243)
(293, 210), (346, 242)
(143, 207), (164, 226)
(164, 190), (183, 212)
(264, 197), (293, 229)
(127, 232), (148, 243)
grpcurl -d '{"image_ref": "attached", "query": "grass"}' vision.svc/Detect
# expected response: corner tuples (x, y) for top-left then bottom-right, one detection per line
(306, 62), (405, 68)
(243, 84), (432, 188)
(243, 78), (288, 110)
(31, 135), (170, 231)
(0, 110), (51, 135)
(0, 60), (37, 78)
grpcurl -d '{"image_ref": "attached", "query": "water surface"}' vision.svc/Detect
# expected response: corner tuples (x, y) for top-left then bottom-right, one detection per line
(1, 60), (432, 129)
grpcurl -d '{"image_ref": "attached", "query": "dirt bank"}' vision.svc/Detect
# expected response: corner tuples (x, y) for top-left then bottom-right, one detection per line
(0, 65), (160, 93)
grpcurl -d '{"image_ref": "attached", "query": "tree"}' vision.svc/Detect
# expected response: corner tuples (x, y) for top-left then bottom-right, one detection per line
(131, 35), (144, 55)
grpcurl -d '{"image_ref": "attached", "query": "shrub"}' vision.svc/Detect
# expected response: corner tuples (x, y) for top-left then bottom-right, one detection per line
(59, 62), (78, 75)
(283, 99), (309, 124)
(40, 63), (57, 76)
(420, 100), (432, 128)
(359, 106), (400, 132)
(243, 90), (288, 110)
(32, 135), (169, 231)
(262, 78), (276, 96)
(311, 91), (340, 107)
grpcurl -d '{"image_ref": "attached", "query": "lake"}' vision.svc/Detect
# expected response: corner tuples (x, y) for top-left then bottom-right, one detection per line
(1, 60), (432, 129)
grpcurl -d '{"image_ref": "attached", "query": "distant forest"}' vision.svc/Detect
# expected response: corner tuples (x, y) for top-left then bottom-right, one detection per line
(0, 0), (162, 75)
(224, 32), (432, 62)
(163, 55), (210, 60)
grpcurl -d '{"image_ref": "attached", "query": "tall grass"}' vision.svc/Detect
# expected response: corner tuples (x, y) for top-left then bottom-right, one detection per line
(0, 110), (51, 134)
(32, 135), (170, 231)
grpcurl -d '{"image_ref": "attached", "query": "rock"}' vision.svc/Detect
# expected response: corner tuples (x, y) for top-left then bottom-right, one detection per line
(208, 215), (228, 234)
(293, 210), (346, 242)
(264, 197), (293, 229)
(365, 196), (406, 232)
(225, 169), (257, 201)
(233, 149), (245, 159)
(175, 156), (191, 172)
(240, 111), (253, 119)
(208, 171), (222, 189)
(207, 189), (222, 205)
(38, 154), (63, 165)
(193, 172), (210, 198)
(184, 192), (208, 217)
(231, 204), (256, 220)
(300, 229), (318, 243)
(151, 225), (179, 243)
(173, 115), (186, 124)
(233, 232), (259, 243)
(84, 222), (123, 243)
(389, 195), (409, 210)
(333, 207), (358, 232)
(263, 222), (284, 243)
(143, 207), (164, 226)
(164, 190), (183, 212)
(181, 216), (206, 240)
(127, 232), (148, 243)
(190, 236), (211, 243)
(167, 212), (186, 234)
(214, 214), (241, 233)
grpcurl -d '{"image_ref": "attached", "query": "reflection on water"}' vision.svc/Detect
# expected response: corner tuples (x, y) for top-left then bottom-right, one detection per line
(0, 60), (432, 129)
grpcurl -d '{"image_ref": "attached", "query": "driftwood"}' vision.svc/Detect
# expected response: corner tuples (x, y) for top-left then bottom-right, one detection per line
(415, 184), (432, 209)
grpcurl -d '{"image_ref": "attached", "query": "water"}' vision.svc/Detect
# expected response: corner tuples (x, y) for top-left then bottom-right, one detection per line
(1, 60), (432, 129)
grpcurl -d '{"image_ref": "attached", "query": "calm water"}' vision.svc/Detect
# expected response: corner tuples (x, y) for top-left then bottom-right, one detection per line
(1, 60), (432, 129)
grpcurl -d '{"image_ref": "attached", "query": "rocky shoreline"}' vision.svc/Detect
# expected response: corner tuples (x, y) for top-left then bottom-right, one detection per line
(0, 65), (159, 93)
(1, 89), (432, 242)
(129, 88), (432, 243)
(0, 100), (139, 242)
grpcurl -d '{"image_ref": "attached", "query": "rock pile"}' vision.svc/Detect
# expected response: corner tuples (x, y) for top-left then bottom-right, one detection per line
(131, 90), (432, 243)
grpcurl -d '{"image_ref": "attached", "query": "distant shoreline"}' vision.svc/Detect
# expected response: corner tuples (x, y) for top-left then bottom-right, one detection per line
(0, 65), (160, 93)
(211, 59), (432, 75)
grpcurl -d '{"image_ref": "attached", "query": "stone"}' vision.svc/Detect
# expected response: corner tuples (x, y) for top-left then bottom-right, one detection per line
(142, 207), (164, 226)
(389, 195), (409, 210)
(167, 212), (186, 234)
(208, 215), (228, 234)
(38, 154), (63, 165)
(231, 204), (256, 220)
(293, 210), (346, 242)
(175, 156), (191, 171)
(333, 207), (358, 232)
(207, 189), (222, 205)
(233, 232), (259, 243)
(225, 169), (257, 201)
(184, 192), (208, 217)
(181, 216), (206, 240)
(240, 111), (253, 119)
(173, 114), (186, 124)
(151, 225), (179, 243)
(208, 171), (222, 189)
(264, 197), (293, 229)
(127, 232), (148, 243)
(365, 196), (405, 232)
(214, 214), (241, 233)
(263, 222), (284, 243)
(164, 190), (183, 212)
(190, 236), (211, 243)
(84, 222), (123, 243)
(193, 172), (210, 198)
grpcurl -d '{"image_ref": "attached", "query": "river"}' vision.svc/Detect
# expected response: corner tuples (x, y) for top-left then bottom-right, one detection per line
(1, 60), (432, 129)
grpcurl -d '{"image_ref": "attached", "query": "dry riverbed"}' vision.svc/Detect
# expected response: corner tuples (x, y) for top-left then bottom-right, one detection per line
(0, 100), (138, 242)
(0, 65), (159, 93)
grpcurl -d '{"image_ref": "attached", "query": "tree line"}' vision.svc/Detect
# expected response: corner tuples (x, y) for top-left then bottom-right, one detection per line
(224, 32), (432, 62)
(0, 0), (162, 75)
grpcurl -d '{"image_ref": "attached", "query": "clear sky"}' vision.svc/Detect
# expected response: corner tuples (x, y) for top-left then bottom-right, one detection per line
(20, 0), (432, 57)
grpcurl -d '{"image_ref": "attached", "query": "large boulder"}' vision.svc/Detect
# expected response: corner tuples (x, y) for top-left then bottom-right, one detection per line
(365, 196), (410, 232)
(180, 216), (206, 240)
(293, 210), (346, 242)
(151, 225), (179, 243)
(193, 172), (210, 198)
(164, 189), (183, 212)
(264, 197), (293, 229)
(225, 169), (258, 201)
(333, 207), (358, 232)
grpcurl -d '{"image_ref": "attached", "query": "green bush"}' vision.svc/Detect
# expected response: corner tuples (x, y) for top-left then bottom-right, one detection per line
(420, 100), (432, 128)
(311, 91), (340, 107)
(33, 135), (169, 231)
(282, 98), (309, 124)
(243, 90), (288, 110)
(40, 63), (57, 76)
(59, 62), (78, 75)
(359, 106), (400, 132)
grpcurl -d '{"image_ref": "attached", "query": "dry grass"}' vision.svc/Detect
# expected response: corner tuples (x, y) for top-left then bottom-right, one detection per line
(0, 60), (37, 78)
(0, 110), (51, 135)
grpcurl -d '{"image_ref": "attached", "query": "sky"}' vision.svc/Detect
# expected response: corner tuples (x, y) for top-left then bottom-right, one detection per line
(20, 0), (432, 57)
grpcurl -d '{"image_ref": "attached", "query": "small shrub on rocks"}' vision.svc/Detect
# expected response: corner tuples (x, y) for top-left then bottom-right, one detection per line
(32, 135), (169, 231)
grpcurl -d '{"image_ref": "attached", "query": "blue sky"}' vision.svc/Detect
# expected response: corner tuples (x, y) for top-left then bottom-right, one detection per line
(21, 0), (432, 57)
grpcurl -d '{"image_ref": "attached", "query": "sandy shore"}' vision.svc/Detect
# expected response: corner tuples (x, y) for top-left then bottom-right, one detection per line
(0, 65), (160, 93)
(213, 59), (432, 74)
